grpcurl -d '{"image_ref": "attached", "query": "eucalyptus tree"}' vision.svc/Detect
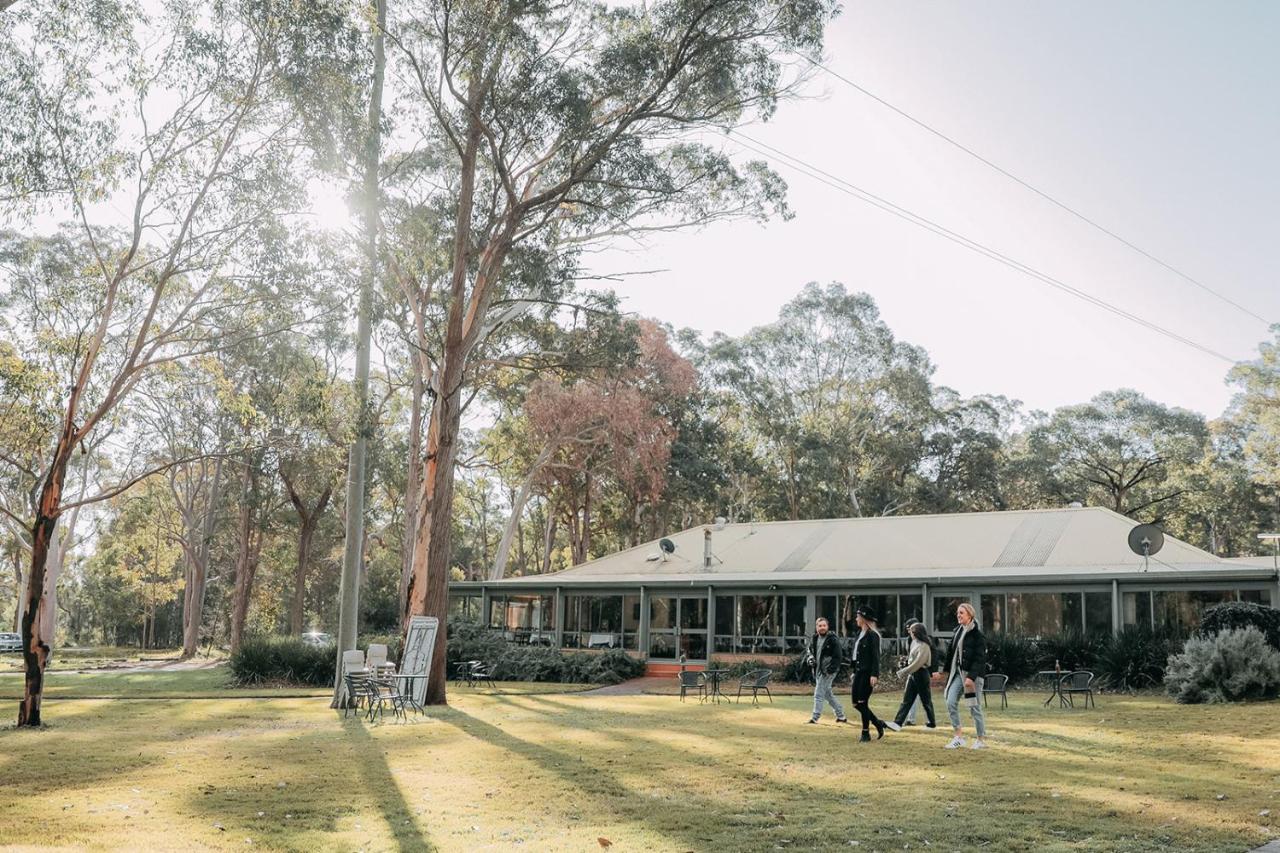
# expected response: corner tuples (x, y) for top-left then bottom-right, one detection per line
(708, 283), (938, 521)
(387, 0), (837, 704)
(0, 0), (310, 725)
(1230, 329), (1280, 512)
(1021, 390), (1208, 519)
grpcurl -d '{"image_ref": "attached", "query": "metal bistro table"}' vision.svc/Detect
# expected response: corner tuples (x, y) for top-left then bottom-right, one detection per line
(394, 673), (428, 715)
(701, 668), (730, 704)
(1037, 670), (1064, 707)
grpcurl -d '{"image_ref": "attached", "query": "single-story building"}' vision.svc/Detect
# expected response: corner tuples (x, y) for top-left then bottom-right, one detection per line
(448, 506), (1279, 670)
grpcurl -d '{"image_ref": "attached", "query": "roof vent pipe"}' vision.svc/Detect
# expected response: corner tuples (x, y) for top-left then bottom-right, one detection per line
(703, 528), (713, 568)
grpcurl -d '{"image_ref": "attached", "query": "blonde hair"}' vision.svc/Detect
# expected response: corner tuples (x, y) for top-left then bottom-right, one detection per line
(957, 602), (977, 624)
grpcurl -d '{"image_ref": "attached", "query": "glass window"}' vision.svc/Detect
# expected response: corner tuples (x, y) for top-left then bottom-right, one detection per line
(1153, 590), (1235, 631)
(815, 596), (840, 629)
(448, 594), (479, 622)
(680, 597), (708, 631)
(981, 594), (1006, 634)
(783, 596), (807, 653)
(563, 595), (622, 648)
(622, 595), (641, 651)
(932, 596), (970, 634)
(738, 595), (782, 654)
(899, 595), (924, 630)
(714, 595), (735, 653)
(650, 596), (676, 630)
(1122, 591), (1151, 628)
(1007, 592), (1082, 638)
(840, 595), (899, 638)
(784, 597), (806, 637)
(1240, 589), (1271, 605)
(1085, 592), (1112, 635)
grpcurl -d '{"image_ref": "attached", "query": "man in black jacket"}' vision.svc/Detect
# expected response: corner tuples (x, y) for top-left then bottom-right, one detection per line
(806, 617), (847, 724)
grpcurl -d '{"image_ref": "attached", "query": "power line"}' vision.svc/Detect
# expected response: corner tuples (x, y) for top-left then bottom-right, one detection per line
(728, 129), (1238, 364)
(805, 57), (1273, 327)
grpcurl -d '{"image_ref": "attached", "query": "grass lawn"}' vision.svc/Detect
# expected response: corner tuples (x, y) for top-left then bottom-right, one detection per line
(0, 668), (593, 700)
(0, 687), (1277, 852)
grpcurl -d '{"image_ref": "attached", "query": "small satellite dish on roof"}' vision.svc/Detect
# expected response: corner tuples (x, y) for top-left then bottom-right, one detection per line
(1128, 523), (1164, 571)
(659, 538), (676, 554)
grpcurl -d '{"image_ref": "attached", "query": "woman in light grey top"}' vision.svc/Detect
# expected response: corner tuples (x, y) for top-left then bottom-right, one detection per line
(893, 621), (936, 728)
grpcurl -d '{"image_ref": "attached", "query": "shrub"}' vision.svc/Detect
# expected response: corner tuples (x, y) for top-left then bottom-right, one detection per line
(446, 620), (508, 672)
(1165, 627), (1280, 704)
(446, 622), (643, 685)
(1093, 625), (1183, 691)
(229, 637), (336, 686)
(563, 649), (645, 685)
(1198, 602), (1280, 651)
(1035, 629), (1102, 672)
(984, 633), (1040, 683)
(709, 658), (780, 679)
(781, 654), (813, 683)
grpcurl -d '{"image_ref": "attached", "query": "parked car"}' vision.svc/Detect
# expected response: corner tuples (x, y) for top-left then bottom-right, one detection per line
(0, 632), (21, 653)
(301, 631), (333, 647)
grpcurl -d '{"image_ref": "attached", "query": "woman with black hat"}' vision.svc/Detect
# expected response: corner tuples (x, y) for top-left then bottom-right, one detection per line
(849, 606), (899, 742)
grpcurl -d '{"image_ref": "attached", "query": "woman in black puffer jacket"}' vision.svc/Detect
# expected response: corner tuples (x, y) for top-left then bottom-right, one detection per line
(849, 607), (898, 742)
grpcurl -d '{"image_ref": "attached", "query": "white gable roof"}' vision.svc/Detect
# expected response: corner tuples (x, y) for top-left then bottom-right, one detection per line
(488, 507), (1271, 587)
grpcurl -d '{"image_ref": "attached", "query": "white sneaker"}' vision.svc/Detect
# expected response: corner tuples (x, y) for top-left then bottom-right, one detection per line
(884, 721), (901, 732)
(944, 736), (967, 749)
(970, 740), (988, 750)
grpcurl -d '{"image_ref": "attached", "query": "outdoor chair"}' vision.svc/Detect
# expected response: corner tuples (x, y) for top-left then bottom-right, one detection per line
(341, 649), (366, 674)
(366, 643), (394, 673)
(455, 659), (481, 684)
(339, 650), (367, 708)
(1059, 670), (1096, 709)
(470, 662), (497, 688)
(342, 671), (376, 718)
(677, 670), (706, 703)
(736, 669), (773, 705)
(982, 674), (1009, 710)
(366, 676), (407, 722)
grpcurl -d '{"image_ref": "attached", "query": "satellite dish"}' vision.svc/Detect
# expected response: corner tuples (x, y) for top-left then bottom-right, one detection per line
(1128, 524), (1164, 557)
(659, 538), (676, 554)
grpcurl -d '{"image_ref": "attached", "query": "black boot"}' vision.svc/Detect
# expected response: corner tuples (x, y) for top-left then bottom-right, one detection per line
(874, 720), (886, 740)
(859, 731), (871, 743)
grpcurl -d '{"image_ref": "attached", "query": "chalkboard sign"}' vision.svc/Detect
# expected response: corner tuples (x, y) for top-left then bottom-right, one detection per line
(401, 616), (439, 706)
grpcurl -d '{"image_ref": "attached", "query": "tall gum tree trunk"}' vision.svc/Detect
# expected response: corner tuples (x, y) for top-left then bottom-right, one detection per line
(331, 0), (385, 708)
(18, 429), (73, 727)
(404, 378), (463, 704)
(398, 366), (423, 611)
(230, 460), (257, 653)
(182, 457), (222, 657)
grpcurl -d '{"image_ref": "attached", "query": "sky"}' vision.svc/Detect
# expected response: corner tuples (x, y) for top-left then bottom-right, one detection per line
(584, 1), (1280, 418)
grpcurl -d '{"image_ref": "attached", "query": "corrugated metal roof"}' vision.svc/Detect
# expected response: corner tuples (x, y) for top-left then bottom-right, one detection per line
(481, 506), (1259, 588)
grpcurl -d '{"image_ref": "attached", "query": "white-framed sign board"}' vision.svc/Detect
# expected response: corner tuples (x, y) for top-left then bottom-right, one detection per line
(401, 615), (439, 706)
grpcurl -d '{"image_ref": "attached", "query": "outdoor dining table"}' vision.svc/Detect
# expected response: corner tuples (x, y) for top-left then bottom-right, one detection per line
(394, 673), (428, 715)
(1037, 670), (1064, 707)
(701, 668), (730, 704)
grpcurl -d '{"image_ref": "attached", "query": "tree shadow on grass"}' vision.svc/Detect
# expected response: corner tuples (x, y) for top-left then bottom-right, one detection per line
(339, 715), (436, 852)
(459, 693), (1270, 852)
